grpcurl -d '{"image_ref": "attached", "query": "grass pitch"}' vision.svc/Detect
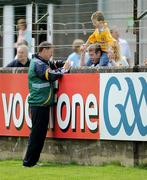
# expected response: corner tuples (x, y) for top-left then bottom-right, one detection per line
(0, 160), (147, 180)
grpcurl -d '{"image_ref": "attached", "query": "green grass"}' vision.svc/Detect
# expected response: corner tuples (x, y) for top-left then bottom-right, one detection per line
(0, 160), (147, 180)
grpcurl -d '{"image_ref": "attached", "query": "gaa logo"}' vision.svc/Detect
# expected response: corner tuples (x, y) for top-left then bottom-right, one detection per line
(103, 76), (147, 136)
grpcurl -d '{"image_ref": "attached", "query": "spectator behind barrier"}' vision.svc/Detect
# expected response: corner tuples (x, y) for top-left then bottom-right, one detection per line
(108, 41), (129, 67)
(111, 26), (132, 65)
(6, 45), (30, 67)
(15, 18), (32, 52)
(85, 44), (111, 67)
(67, 39), (89, 67)
(15, 40), (32, 60)
(81, 11), (115, 66)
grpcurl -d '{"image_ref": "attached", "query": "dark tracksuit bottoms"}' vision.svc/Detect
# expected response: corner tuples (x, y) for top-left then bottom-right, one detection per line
(23, 106), (49, 167)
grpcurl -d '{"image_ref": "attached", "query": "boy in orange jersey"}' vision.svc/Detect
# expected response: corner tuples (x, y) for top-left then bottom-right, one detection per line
(82, 11), (115, 66)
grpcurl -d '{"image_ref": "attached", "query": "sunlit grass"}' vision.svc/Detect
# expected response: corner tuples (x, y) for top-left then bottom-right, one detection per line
(0, 160), (147, 180)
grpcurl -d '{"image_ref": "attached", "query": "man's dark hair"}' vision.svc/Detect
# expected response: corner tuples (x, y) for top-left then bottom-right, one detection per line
(95, 44), (103, 55)
(38, 41), (53, 52)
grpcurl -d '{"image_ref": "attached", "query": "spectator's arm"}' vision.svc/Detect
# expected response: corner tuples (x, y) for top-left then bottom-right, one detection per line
(80, 46), (86, 66)
(80, 31), (96, 52)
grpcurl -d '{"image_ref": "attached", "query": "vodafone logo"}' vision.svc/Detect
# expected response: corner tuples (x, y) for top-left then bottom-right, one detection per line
(2, 93), (98, 131)
(1, 92), (98, 132)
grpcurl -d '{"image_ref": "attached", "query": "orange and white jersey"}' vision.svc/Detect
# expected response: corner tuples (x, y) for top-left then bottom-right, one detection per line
(88, 23), (115, 52)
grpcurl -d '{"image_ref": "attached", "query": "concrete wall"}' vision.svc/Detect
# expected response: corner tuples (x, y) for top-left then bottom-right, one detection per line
(0, 137), (135, 166)
(0, 66), (147, 167)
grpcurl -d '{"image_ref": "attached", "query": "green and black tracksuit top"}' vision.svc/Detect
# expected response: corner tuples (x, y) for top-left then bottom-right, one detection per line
(28, 54), (64, 106)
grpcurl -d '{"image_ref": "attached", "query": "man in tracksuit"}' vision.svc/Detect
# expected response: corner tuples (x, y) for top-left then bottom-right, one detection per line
(23, 41), (70, 167)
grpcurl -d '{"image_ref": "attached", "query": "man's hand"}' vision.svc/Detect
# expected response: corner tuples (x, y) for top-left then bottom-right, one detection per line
(80, 44), (87, 52)
(63, 60), (72, 72)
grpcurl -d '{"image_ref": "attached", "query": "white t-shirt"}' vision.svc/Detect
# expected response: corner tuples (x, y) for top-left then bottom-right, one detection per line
(118, 38), (131, 60)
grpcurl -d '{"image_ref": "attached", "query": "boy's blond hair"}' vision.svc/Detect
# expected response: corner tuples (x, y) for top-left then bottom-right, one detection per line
(91, 11), (105, 22)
